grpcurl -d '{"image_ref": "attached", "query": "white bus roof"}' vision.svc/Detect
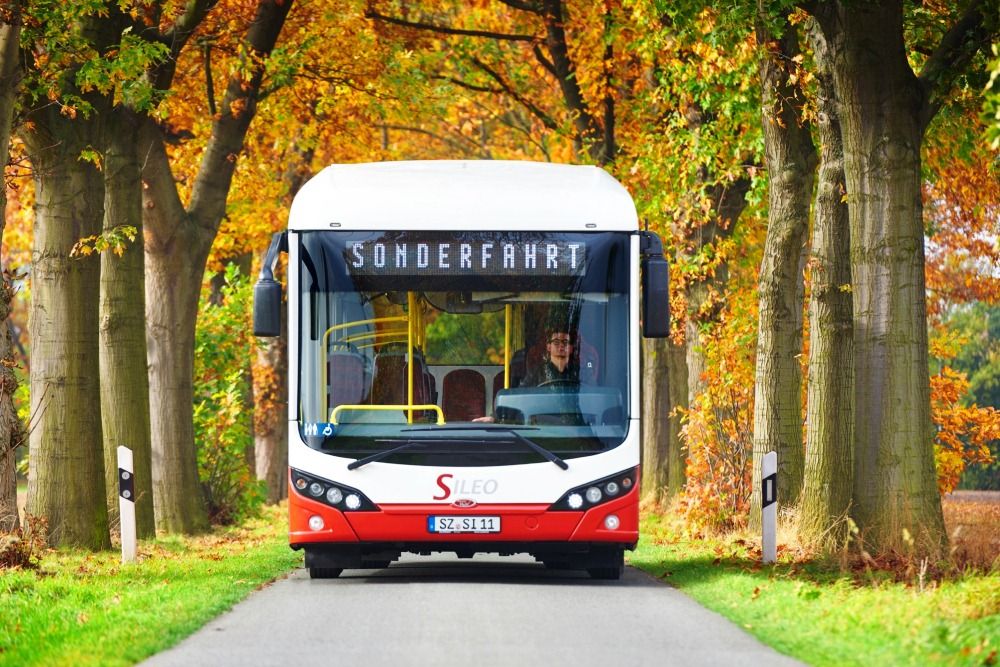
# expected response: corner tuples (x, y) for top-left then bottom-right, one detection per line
(288, 160), (639, 232)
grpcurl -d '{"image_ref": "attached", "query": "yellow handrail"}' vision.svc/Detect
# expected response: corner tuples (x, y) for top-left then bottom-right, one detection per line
(407, 292), (416, 424)
(504, 303), (511, 389)
(331, 404), (444, 425)
(321, 316), (408, 410)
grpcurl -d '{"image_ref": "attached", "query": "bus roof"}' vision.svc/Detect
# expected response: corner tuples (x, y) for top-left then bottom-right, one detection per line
(288, 160), (639, 232)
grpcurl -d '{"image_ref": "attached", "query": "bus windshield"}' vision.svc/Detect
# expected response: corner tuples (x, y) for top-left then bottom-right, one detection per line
(297, 230), (631, 467)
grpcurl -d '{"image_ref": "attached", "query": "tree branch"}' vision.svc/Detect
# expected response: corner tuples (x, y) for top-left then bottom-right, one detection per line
(497, 0), (544, 14)
(365, 8), (538, 42)
(149, 0), (220, 91)
(469, 56), (559, 129)
(917, 0), (997, 131)
(188, 0), (294, 230)
(532, 43), (557, 77)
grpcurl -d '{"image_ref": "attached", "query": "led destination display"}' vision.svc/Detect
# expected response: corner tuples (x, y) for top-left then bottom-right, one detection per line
(346, 239), (587, 276)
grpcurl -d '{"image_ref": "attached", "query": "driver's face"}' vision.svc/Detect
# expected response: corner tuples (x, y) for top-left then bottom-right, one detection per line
(547, 334), (573, 371)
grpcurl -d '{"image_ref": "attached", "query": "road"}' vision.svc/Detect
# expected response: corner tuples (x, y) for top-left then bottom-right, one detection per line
(142, 554), (802, 667)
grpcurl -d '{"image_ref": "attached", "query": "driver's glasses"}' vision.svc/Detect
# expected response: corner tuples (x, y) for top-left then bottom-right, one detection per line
(548, 336), (573, 348)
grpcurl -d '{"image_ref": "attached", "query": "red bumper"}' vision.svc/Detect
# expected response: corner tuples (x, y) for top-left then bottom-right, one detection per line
(289, 483), (639, 547)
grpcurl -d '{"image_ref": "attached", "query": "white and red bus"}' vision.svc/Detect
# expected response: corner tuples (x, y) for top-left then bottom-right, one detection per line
(254, 161), (669, 579)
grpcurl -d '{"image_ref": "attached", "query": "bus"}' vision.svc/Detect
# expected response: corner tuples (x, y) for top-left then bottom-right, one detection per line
(253, 160), (669, 580)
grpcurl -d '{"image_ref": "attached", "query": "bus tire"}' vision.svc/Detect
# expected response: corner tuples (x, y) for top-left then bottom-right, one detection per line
(309, 567), (343, 579)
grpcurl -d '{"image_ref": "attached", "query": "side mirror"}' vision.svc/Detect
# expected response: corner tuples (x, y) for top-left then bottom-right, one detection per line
(640, 232), (670, 338)
(253, 278), (282, 337)
(253, 231), (288, 338)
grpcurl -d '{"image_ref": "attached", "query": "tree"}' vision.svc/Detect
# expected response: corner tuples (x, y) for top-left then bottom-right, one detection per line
(810, 0), (996, 552)
(22, 108), (109, 548)
(139, 0), (293, 532)
(750, 6), (815, 520)
(798, 19), (853, 546)
(0, 0), (22, 534)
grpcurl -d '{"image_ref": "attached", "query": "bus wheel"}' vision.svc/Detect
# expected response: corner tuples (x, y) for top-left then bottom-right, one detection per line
(309, 567), (343, 579)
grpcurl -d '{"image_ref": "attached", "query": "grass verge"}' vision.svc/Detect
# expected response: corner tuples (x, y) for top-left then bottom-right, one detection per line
(0, 504), (299, 667)
(629, 504), (999, 667)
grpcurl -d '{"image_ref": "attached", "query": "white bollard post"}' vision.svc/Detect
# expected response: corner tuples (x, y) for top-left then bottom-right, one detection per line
(117, 446), (137, 563)
(762, 451), (777, 564)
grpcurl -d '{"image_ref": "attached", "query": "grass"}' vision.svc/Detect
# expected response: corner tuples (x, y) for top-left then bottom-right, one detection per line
(0, 504), (299, 667)
(2, 496), (996, 666)
(629, 498), (1000, 667)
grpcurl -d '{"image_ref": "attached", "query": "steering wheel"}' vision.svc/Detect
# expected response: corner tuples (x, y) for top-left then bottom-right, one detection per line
(537, 379), (580, 388)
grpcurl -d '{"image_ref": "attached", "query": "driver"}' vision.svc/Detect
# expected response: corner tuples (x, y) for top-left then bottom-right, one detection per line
(519, 325), (579, 387)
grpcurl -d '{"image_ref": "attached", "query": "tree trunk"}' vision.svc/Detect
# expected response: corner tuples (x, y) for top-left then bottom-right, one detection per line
(815, 2), (946, 552)
(0, 7), (22, 534)
(750, 11), (816, 527)
(254, 301), (287, 503)
(684, 179), (751, 403)
(140, 0), (293, 532)
(799, 21), (854, 547)
(145, 228), (212, 533)
(23, 114), (110, 549)
(641, 335), (688, 503)
(641, 337), (670, 503)
(100, 107), (155, 538)
(666, 337), (688, 496)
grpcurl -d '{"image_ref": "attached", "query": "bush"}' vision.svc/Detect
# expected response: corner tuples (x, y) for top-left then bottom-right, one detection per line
(194, 265), (265, 525)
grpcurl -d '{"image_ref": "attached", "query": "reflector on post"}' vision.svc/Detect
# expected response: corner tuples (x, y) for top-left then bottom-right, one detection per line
(762, 451), (777, 564)
(117, 446), (137, 564)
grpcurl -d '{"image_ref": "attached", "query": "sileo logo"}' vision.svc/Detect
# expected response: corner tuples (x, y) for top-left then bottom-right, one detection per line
(433, 474), (499, 500)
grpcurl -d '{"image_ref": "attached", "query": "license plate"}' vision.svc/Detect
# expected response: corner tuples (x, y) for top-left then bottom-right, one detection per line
(427, 516), (501, 534)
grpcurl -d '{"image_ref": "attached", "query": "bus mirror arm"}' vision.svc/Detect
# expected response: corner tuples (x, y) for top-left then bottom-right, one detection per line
(253, 231), (288, 338)
(639, 231), (670, 338)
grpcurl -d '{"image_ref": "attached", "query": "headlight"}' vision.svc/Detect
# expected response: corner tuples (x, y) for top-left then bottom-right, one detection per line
(549, 468), (638, 511)
(326, 487), (343, 505)
(290, 469), (376, 511)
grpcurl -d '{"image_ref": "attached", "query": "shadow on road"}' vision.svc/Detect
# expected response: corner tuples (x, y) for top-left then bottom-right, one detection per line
(302, 555), (665, 588)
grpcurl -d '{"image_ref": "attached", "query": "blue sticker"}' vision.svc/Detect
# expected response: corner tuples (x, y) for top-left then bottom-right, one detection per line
(303, 422), (336, 437)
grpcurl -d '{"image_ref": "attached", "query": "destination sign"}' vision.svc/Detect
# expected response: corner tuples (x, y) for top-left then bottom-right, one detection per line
(346, 240), (587, 276)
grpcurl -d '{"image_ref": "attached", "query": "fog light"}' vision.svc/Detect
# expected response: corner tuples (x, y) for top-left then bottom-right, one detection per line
(567, 493), (584, 509)
(344, 493), (362, 510)
(294, 477), (308, 491)
(326, 487), (343, 505)
(308, 515), (325, 531)
(605, 481), (620, 496)
(603, 514), (620, 530)
(585, 486), (602, 503)
(309, 482), (324, 497)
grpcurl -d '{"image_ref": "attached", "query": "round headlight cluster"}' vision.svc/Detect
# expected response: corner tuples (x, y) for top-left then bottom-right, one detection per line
(553, 469), (637, 511)
(292, 472), (368, 511)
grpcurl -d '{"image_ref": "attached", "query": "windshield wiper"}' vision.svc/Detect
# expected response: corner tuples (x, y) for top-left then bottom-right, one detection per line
(348, 440), (429, 470)
(346, 437), (488, 470)
(402, 425), (569, 470)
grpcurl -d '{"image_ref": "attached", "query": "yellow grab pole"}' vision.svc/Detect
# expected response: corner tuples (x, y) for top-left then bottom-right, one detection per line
(504, 304), (511, 388)
(407, 292), (415, 424)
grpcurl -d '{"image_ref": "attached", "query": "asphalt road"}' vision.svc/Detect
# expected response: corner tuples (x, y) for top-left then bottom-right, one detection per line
(142, 554), (802, 667)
